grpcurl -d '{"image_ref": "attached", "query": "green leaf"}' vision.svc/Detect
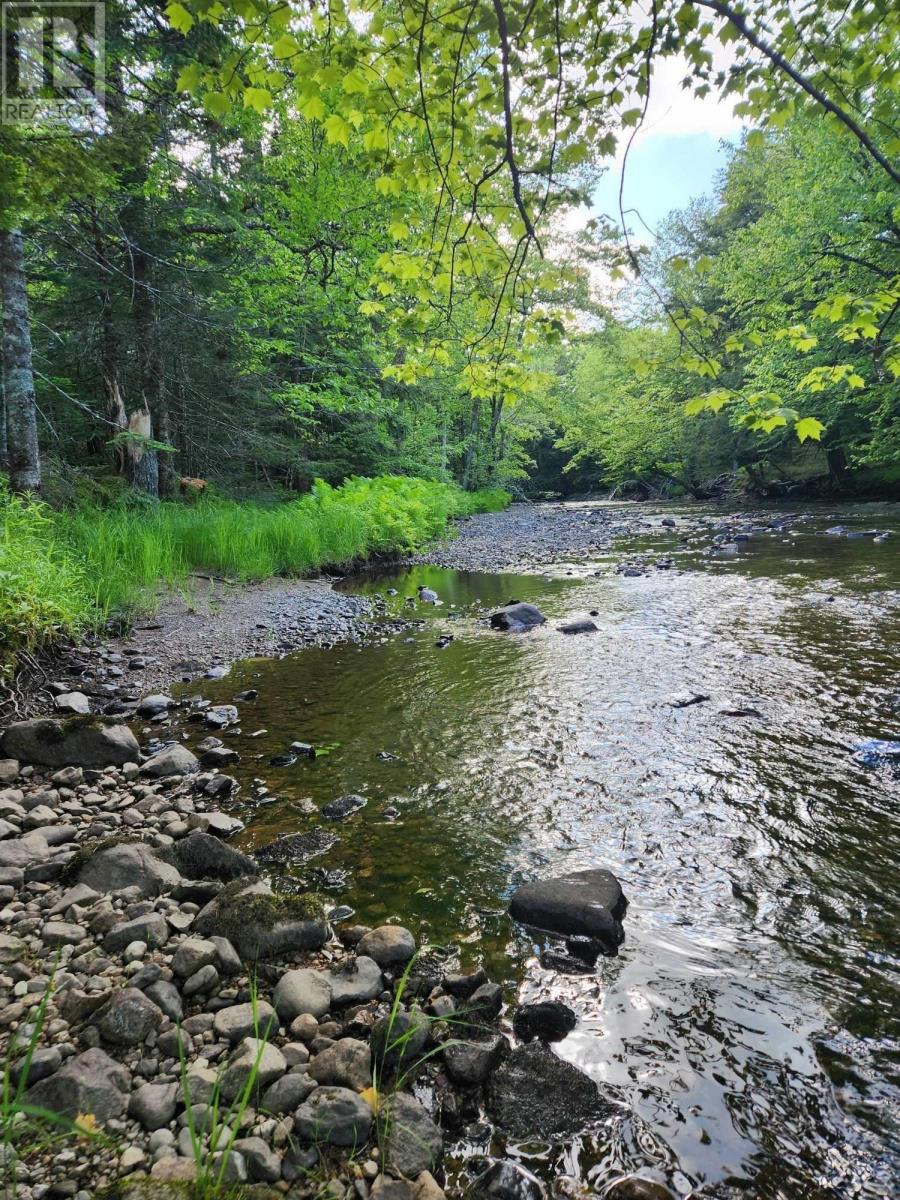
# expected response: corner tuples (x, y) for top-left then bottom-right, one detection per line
(272, 34), (299, 59)
(165, 3), (194, 34)
(795, 417), (825, 443)
(243, 87), (273, 113)
(323, 114), (350, 147)
(203, 92), (230, 119)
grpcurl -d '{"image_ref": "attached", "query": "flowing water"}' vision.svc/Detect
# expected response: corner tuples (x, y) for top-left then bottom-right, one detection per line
(176, 503), (900, 1198)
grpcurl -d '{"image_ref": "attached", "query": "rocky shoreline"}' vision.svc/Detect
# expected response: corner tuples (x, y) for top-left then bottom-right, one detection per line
(0, 710), (666, 1200)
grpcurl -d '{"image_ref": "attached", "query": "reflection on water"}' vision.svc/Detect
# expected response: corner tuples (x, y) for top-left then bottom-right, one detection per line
(178, 504), (900, 1197)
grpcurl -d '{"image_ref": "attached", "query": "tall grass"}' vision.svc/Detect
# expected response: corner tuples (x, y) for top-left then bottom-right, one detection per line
(0, 476), (509, 675)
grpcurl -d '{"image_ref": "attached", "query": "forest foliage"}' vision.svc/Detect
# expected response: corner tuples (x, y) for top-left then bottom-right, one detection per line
(0, 0), (897, 503)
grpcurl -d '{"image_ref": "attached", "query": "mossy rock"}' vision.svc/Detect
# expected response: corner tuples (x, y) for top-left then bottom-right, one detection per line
(193, 877), (328, 960)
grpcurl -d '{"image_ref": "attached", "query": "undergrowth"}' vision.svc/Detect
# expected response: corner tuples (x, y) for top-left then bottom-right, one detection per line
(0, 476), (509, 676)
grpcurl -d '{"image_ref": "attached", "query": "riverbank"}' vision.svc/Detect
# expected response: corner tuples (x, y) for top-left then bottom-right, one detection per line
(0, 713), (645, 1200)
(0, 478), (510, 689)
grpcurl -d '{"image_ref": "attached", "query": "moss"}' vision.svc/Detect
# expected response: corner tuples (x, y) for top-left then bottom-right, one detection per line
(208, 882), (326, 944)
(58, 834), (143, 883)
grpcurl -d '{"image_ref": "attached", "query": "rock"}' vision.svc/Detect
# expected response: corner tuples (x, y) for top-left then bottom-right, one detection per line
(357, 925), (416, 967)
(144, 979), (183, 1022)
(308, 1038), (372, 1091)
(210, 935), (242, 975)
(442, 1035), (506, 1086)
(509, 868), (626, 950)
(205, 704), (239, 728)
(461, 981), (503, 1030)
(24, 1048), (130, 1126)
(78, 841), (181, 898)
(165, 829), (256, 881)
(490, 603), (546, 632)
(213, 1001), (277, 1043)
(485, 1042), (609, 1137)
(371, 1008), (430, 1075)
(255, 829), (338, 866)
(443, 967), (487, 998)
(183, 963), (219, 996)
(200, 746), (240, 768)
(40, 920), (85, 947)
(666, 691), (710, 709)
(322, 793), (367, 821)
(136, 694), (173, 717)
(233, 1136), (281, 1183)
(193, 880), (328, 960)
(295, 1086), (373, 1147)
(92, 987), (163, 1046)
(260, 1071), (317, 1113)
(380, 1093), (442, 1177)
(104, 912), (170, 954)
(372, 1180), (417, 1200)
(129, 1082), (178, 1130)
(605, 1181), (675, 1200)
(274, 967), (332, 1021)
(151, 1158), (197, 1182)
(472, 1161), (546, 1200)
(1, 718), (140, 768)
(141, 744), (200, 777)
(54, 691), (90, 715)
(119, 1146), (146, 1173)
(557, 620), (598, 634)
(414, 1172), (446, 1200)
(9, 1047), (61, 1088)
(171, 936), (218, 977)
(328, 956), (384, 1006)
(220, 1037), (286, 1102)
(512, 1001), (577, 1043)
(0, 759), (19, 783)
(0, 833), (49, 870)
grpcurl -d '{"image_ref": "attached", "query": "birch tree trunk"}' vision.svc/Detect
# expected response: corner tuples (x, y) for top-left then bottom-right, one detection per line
(0, 230), (41, 492)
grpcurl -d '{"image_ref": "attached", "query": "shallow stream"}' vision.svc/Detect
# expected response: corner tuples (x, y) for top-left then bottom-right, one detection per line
(174, 503), (900, 1198)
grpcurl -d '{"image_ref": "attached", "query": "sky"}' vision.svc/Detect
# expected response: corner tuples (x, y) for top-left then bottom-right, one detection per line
(562, 52), (745, 245)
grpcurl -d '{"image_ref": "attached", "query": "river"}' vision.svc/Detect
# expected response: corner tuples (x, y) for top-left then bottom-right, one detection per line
(177, 502), (900, 1198)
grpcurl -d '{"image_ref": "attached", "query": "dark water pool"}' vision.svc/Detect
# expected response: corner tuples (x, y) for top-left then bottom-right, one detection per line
(175, 504), (900, 1198)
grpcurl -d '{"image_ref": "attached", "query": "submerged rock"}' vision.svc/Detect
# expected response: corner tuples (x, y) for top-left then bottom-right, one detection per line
(1, 718), (139, 767)
(485, 1041), (609, 1137)
(472, 1160), (546, 1200)
(255, 829), (338, 866)
(509, 867), (626, 950)
(490, 603), (546, 632)
(322, 793), (367, 821)
(853, 738), (900, 765)
(557, 619), (599, 635)
(164, 829), (256, 880)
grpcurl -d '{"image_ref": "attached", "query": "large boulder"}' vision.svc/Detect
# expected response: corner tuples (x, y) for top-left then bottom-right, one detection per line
(485, 1041), (609, 1138)
(508, 867), (626, 951)
(489, 603), (545, 632)
(1, 718), (139, 768)
(193, 879), (328, 961)
(24, 1047), (131, 1126)
(164, 830), (256, 881)
(77, 841), (181, 898)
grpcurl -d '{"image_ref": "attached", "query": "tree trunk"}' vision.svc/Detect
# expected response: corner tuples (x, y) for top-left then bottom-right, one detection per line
(461, 397), (481, 490)
(0, 230), (41, 492)
(129, 244), (161, 498)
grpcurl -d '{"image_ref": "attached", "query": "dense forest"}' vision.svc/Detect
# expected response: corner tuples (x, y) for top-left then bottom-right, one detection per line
(2, 0), (897, 506)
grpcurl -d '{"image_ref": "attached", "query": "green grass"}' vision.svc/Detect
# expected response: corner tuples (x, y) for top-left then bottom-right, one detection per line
(0, 476), (509, 676)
